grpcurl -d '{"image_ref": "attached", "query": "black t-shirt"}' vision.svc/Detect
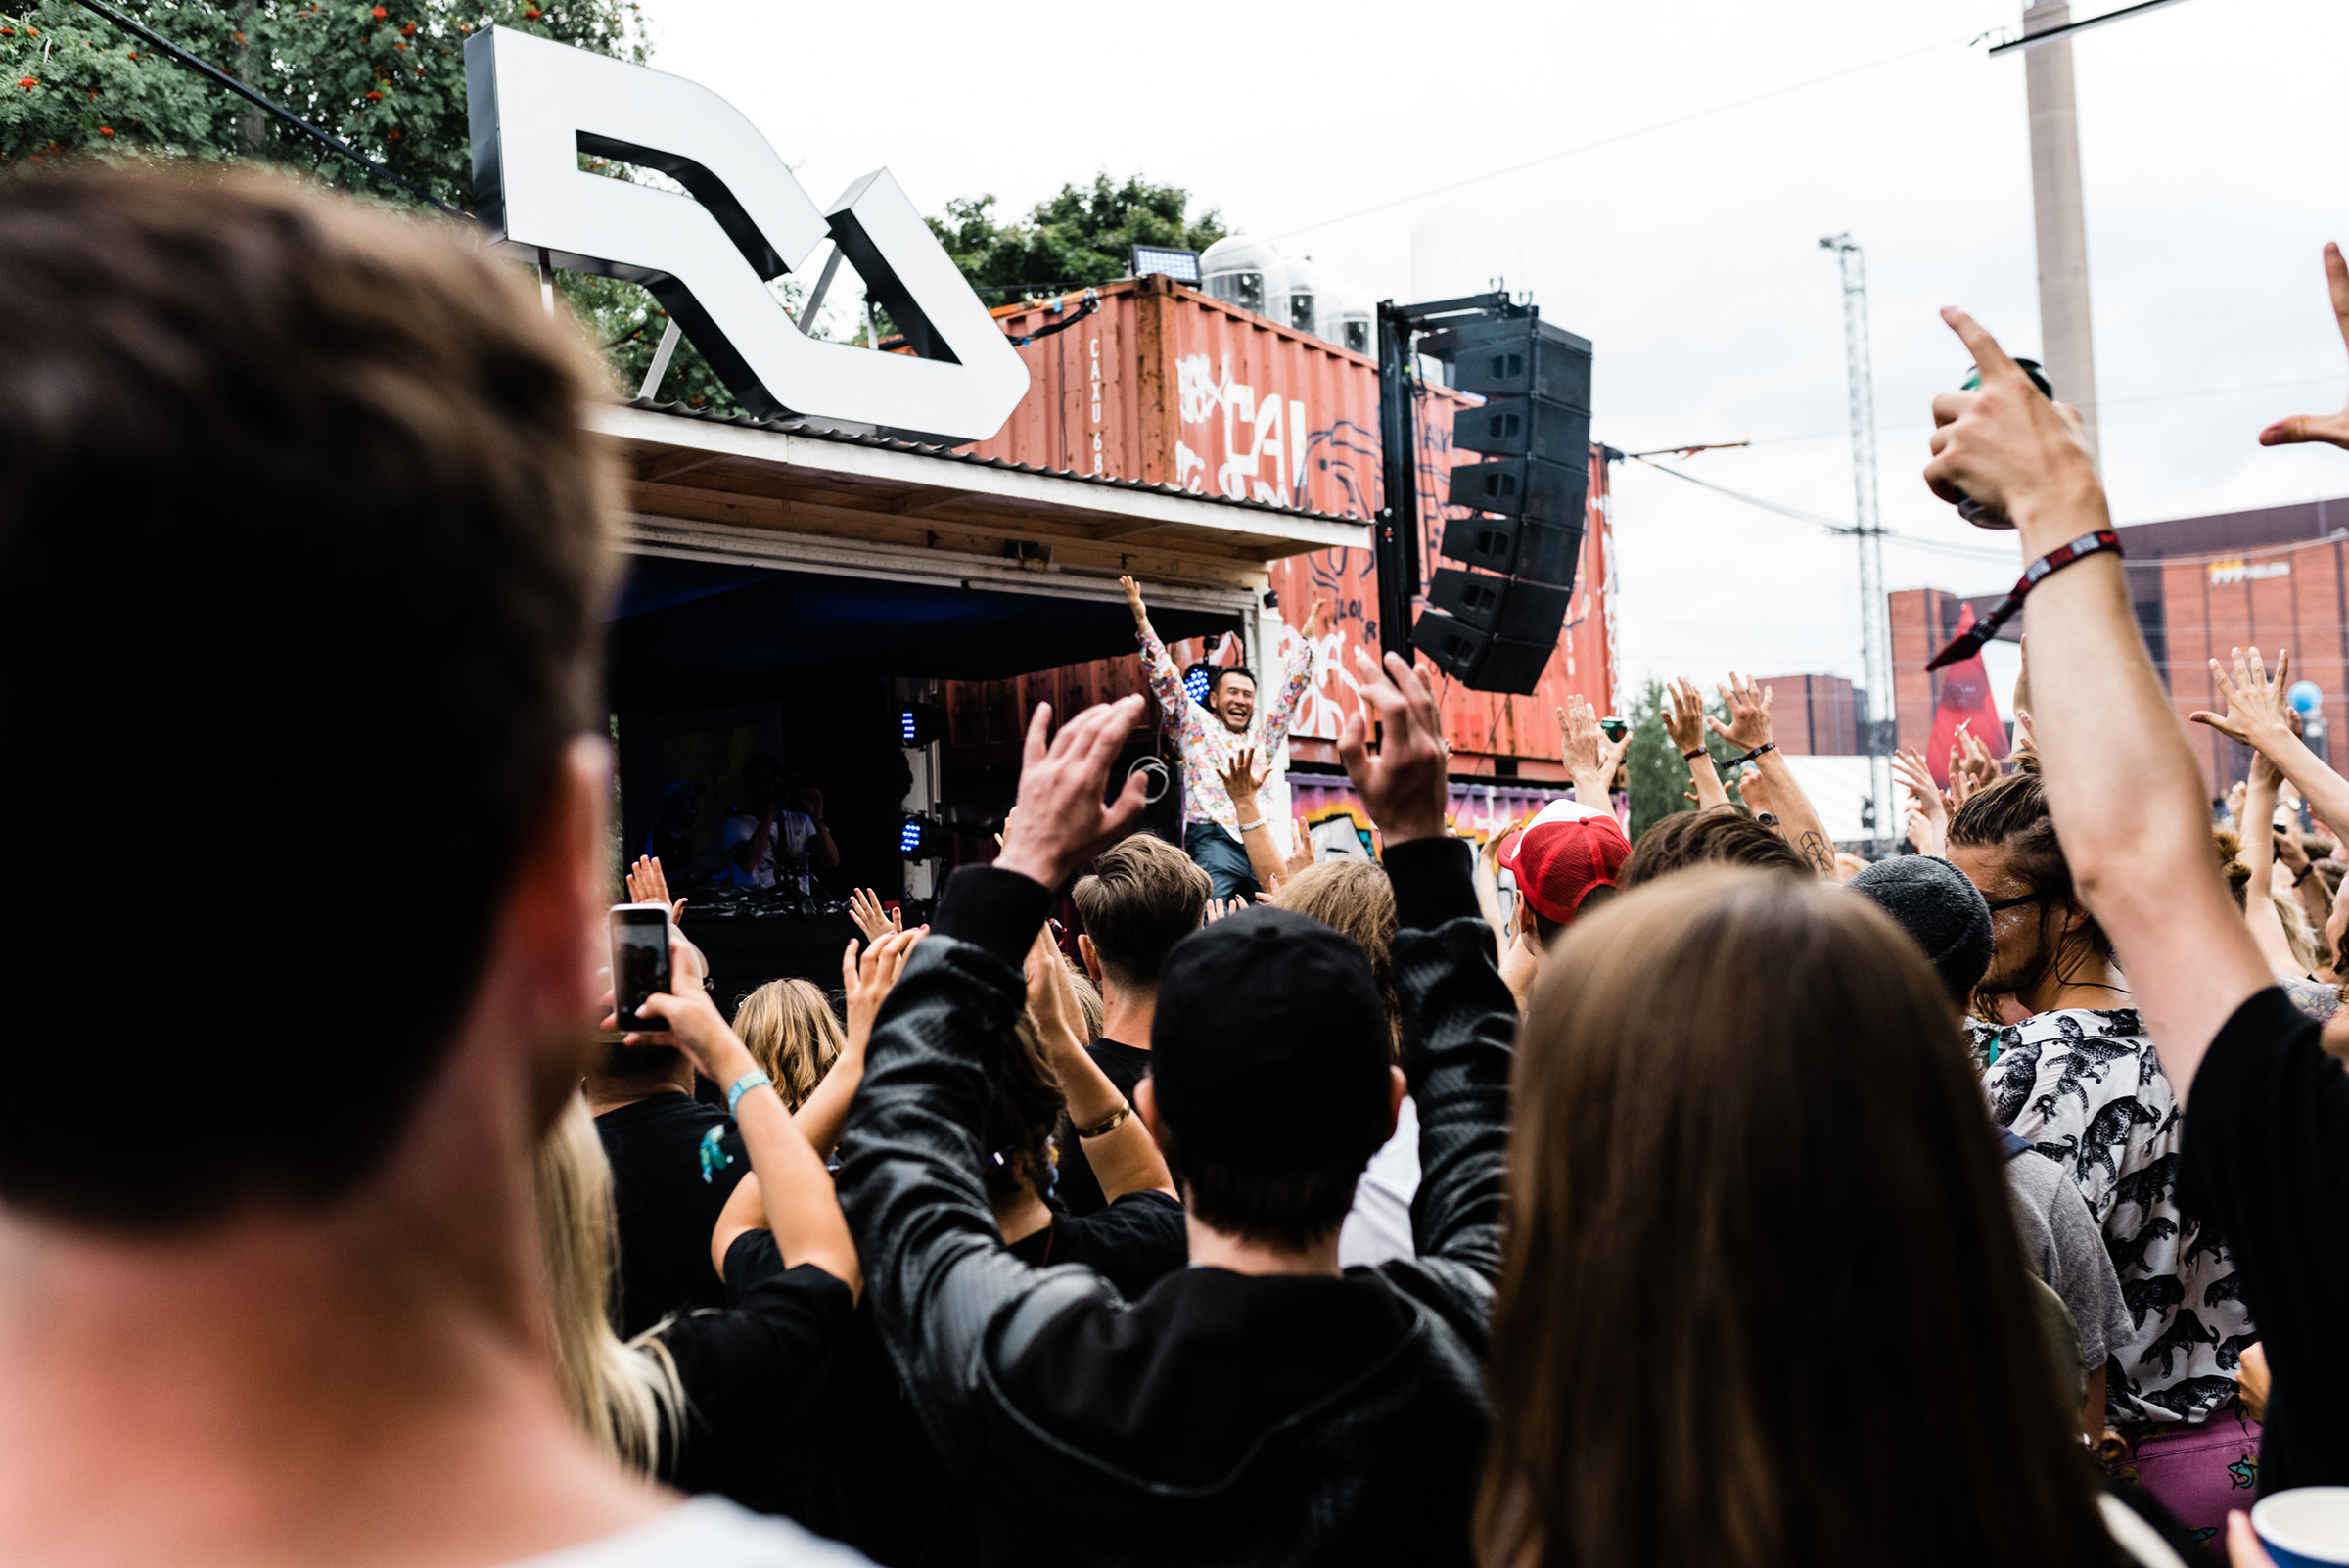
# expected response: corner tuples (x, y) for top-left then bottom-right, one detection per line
(658, 1230), (856, 1512)
(2177, 986), (2349, 1493)
(596, 1091), (749, 1339)
(1052, 1038), (1155, 1217)
(1007, 1189), (1187, 1301)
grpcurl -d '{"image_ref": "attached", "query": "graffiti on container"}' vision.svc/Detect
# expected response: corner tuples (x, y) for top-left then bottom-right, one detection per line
(1174, 352), (1308, 505)
(1301, 419), (1381, 517)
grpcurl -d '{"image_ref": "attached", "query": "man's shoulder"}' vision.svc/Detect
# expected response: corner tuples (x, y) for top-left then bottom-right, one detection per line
(2014, 1006), (2149, 1045)
(500, 1499), (870, 1568)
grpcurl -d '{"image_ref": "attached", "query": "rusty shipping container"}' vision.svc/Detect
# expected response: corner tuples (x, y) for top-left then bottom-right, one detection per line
(949, 276), (1618, 777)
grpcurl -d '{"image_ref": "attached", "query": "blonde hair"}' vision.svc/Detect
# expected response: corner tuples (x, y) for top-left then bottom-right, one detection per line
(534, 1096), (683, 1472)
(731, 979), (845, 1111)
(1065, 961), (1104, 1043)
(1276, 860), (1401, 1045)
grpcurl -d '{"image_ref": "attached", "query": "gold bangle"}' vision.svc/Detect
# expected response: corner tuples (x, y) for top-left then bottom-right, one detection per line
(1073, 1103), (1132, 1139)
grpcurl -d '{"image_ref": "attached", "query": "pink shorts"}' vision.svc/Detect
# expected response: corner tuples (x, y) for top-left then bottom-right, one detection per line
(2106, 1404), (2263, 1545)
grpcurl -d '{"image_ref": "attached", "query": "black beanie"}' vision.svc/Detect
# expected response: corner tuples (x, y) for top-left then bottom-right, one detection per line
(1150, 906), (1394, 1171)
(1848, 853), (1996, 1004)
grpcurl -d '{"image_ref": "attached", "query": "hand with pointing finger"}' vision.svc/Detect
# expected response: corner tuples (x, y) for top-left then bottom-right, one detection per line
(1923, 307), (2106, 553)
(2259, 243), (2349, 451)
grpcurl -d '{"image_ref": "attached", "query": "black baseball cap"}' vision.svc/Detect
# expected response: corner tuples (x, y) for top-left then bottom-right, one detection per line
(1150, 906), (1395, 1171)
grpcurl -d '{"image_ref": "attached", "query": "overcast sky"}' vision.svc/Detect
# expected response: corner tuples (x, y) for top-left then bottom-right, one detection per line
(640, 0), (2348, 704)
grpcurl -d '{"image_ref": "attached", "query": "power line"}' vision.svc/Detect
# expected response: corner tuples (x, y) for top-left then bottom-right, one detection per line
(1736, 372), (2348, 451)
(1625, 453), (2017, 562)
(1265, 30), (1973, 243)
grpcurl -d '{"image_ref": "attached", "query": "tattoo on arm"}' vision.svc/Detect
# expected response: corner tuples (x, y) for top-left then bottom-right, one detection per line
(1796, 831), (1834, 875)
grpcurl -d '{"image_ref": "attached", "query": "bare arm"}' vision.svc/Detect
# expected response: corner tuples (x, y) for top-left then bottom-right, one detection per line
(1662, 677), (1731, 811)
(617, 952), (861, 1300)
(794, 927), (924, 1157)
(1711, 672), (1835, 876)
(1895, 749), (1949, 859)
(1923, 307), (2268, 1098)
(2191, 648), (2349, 847)
(2242, 761), (2300, 975)
(1027, 927), (1174, 1202)
(1219, 746), (1291, 895)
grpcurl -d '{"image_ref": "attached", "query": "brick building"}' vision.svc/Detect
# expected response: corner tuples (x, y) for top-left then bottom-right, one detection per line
(1890, 495), (2349, 803)
(1755, 673), (1860, 755)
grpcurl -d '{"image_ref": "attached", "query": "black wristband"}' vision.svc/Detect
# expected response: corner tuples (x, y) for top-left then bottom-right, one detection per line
(1927, 529), (2121, 671)
(1727, 741), (1776, 767)
(2294, 861), (2316, 887)
(1682, 747), (1709, 761)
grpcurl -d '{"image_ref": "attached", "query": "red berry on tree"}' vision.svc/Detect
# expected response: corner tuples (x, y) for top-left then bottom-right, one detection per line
(523, 7), (540, 17)
(365, 88), (381, 100)
(370, 5), (386, 17)
(98, 125), (114, 136)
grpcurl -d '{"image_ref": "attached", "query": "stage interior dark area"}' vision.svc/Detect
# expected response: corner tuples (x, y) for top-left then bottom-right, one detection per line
(611, 550), (1236, 1012)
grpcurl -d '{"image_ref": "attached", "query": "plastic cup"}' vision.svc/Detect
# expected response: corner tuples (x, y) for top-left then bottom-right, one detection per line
(2255, 1489), (2349, 1567)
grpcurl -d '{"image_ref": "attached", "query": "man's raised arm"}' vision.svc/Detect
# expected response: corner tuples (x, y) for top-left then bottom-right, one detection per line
(1922, 308), (2269, 1097)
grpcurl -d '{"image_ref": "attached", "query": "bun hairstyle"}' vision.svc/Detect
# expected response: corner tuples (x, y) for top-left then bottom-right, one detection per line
(2212, 827), (2252, 908)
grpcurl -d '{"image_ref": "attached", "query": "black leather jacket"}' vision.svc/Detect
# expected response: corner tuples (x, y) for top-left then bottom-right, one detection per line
(835, 835), (1512, 1567)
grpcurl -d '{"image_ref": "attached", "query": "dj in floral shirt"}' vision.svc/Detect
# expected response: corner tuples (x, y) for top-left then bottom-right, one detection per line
(1120, 575), (1322, 900)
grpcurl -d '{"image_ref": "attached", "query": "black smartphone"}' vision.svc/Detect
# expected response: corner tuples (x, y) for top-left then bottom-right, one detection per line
(610, 902), (672, 1031)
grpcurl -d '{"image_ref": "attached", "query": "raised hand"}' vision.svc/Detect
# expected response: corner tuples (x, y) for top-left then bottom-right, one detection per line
(1220, 745), (1268, 815)
(1117, 573), (1149, 629)
(1952, 721), (2002, 794)
(992, 695), (1152, 890)
(626, 853), (685, 923)
(1557, 694), (1629, 797)
(1283, 813), (1316, 880)
(2259, 244), (2349, 450)
(1923, 308), (2104, 547)
(1735, 761), (1776, 820)
(2192, 646), (2298, 757)
(1707, 671), (1774, 754)
(1662, 677), (1710, 756)
(1300, 595), (1328, 640)
(1336, 647), (1450, 846)
(847, 886), (901, 944)
(843, 925), (925, 1057)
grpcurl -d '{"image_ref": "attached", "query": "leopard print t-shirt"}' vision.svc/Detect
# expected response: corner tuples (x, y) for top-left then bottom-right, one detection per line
(1977, 1008), (2253, 1423)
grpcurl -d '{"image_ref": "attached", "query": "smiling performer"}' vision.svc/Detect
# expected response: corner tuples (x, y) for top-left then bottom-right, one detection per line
(1121, 575), (1324, 901)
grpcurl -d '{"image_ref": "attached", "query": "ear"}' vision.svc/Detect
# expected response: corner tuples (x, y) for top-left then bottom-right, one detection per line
(1383, 1066), (1406, 1143)
(500, 734), (614, 1129)
(1078, 933), (1105, 989)
(1511, 899), (1538, 945)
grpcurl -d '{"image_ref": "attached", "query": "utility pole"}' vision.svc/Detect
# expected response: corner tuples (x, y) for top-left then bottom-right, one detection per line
(2020, 1), (2101, 461)
(1819, 233), (1896, 856)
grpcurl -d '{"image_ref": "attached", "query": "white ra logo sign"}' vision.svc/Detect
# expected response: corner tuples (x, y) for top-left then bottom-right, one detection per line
(464, 28), (1029, 442)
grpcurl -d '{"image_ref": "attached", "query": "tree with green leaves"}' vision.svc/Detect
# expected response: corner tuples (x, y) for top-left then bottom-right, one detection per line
(0, 0), (765, 409)
(929, 171), (1226, 301)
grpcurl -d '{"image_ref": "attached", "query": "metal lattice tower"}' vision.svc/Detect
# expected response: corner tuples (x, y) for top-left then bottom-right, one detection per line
(1819, 233), (1896, 854)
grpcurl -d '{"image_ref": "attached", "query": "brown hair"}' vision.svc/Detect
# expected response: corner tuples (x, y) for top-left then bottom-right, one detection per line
(1073, 832), (1212, 988)
(1619, 807), (1808, 890)
(1064, 962), (1105, 1043)
(1480, 869), (2104, 1568)
(1275, 860), (1401, 1039)
(1948, 769), (2110, 956)
(0, 166), (616, 1228)
(731, 979), (846, 1112)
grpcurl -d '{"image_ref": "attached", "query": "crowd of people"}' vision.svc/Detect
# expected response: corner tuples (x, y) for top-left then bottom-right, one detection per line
(13, 166), (2349, 1568)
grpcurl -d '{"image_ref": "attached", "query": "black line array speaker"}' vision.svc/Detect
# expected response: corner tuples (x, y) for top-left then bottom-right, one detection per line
(1408, 312), (1593, 694)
